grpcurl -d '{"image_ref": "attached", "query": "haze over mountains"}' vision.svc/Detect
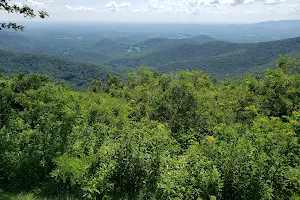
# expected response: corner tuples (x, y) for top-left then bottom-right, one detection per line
(1, 20), (300, 87)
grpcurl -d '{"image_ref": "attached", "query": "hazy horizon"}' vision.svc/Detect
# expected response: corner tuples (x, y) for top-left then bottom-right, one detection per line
(4, 19), (300, 25)
(1, 0), (300, 23)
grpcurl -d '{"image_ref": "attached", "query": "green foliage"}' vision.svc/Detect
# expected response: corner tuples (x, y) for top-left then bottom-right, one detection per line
(0, 56), (299, 199)
(0, 188), (76, 200)
(0, 0), (48, 31)
(52, 121), (177, 199)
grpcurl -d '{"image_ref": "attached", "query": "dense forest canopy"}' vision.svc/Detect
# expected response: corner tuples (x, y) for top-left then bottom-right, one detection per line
(1, 29), (300, 80)
(108, 37), (300, 77)
(0, 56), (299, 199)
(0, 49), (121, 89)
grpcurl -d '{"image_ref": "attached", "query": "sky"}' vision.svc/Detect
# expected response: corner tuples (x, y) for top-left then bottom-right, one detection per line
(1, 0), (300, 23)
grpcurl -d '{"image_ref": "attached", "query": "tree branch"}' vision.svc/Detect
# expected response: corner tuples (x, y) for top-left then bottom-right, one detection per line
(0, 0), (49, 31)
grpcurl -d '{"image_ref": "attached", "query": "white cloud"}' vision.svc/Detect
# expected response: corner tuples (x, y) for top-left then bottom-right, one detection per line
(243, 7), (285, 15)
(263, 0), (285, 5)
(146, 0), (285, 10)
(244, 10), (261, 14)
(64, 1), (131, 13)
(147, 0), (186, 13)
(220, 8), (238, 15)
(289, 3), (300, 14)
(27, 0), (46, 8)
(45, 0), (288, 17)
(65, 5), (96, 12)
(105, 1), (119, 11)
(267, 7), (276, 14)
(146, 0), (222, 14)
(14, 2), (23, 7)
(133, 8), (144, 13)
(120, 2), (131, 8)
(105, 1), (131, 12)
(17, 0), (55, 9)
(131, 8), (149, 13)
(131, 9), (141, 13)
(8, 0), (50, 10)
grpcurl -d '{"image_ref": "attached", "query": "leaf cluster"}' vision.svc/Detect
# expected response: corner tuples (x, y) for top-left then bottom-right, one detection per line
(0, 0), (48, 31)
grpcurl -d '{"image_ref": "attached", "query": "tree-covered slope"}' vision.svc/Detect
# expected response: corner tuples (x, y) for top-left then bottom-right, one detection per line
(0, 50), (118, 88)
(108, 37), (300, 77)
(92, 39), (132, 55)
(0, 56), (299, 199)
(0, 31), (93, 55)
(137, 35), (217, 51)
(0, 31), (34, 52)
(61, 51), (112, 63)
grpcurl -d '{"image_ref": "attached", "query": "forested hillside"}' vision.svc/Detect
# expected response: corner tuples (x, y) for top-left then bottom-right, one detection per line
(92, 39), (132, 55)
(0, 31), (217, 57)
(137, 35), (217, 51)
(0, 31), (89, 55)
(0, 50), (120, 88)
(109, 37), (300, 77)
(0, 56), (299, 199)
(2, 29), (300, 78)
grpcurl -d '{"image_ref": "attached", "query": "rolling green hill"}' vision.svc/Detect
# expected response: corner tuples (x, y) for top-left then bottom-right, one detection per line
(91, 35), (217, 55)
(137, 35), (217, 51)
(0, 31), (34, 52)
(92, 39), (132, 55)
(2, 30), (300, 79)
(248, 50), (300, 74)
(108, 37), (300, 77)
(0, 50), (118, 88)
(0, 31), (92, 55)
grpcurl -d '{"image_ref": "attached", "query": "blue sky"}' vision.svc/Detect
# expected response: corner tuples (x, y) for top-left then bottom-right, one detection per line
(1, 0), (300, 23)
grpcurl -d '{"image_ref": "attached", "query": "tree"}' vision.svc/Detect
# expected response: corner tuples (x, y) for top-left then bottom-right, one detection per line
(0, 0), (48, 31)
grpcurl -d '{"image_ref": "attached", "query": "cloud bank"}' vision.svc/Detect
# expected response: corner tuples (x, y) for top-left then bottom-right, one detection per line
(105, 1), (131, 12)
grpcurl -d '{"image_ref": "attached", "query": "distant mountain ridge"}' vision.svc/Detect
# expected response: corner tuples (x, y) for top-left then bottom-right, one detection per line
(1, 28), (300, 79)
(138, 35), (217, 51)
(91, 35), (217, 54)
(108, 37), (300, 77)
(252, 20), (300, 28)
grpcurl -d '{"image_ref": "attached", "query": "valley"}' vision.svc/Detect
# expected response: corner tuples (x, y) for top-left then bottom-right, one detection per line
(1, 21), (300, 84)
